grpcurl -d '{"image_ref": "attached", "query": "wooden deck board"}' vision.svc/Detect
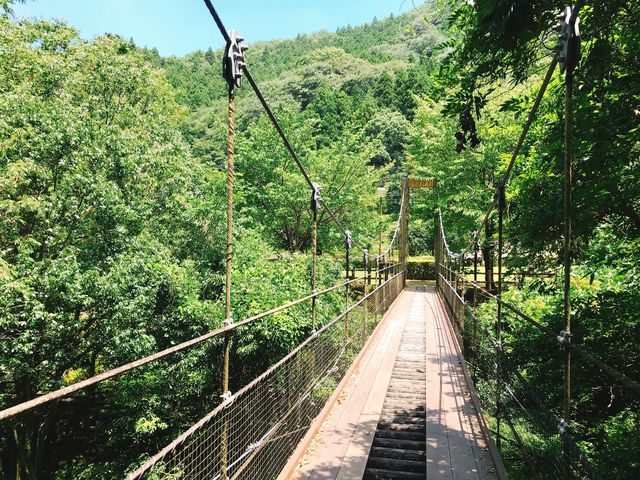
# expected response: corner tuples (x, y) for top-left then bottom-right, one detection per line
(288, 290), (411, 480)
(282, 286), (501, 480)
(431, 292), (497, 480)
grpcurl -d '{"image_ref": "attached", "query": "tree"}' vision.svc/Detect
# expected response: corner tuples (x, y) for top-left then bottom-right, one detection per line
(0, 18), (226, 478)
(237, 111), (387, 252)
(442, 0), (640, 263)
(365, 109), (410, 168)
(373, 71), (396, 108)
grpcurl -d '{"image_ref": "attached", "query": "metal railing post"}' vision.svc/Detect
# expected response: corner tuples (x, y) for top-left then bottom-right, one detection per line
(473, 234), (479, 382)
(495, 184), (505, 452)
(310, 183), (321, 333)
(384, 254), (389, 282)
(344, 231), (352, 340)
(363, 284), (368, 339)
(365, 249), (371, 286)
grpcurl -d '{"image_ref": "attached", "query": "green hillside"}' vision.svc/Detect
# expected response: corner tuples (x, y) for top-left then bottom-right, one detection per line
(145, 5), (448, 112)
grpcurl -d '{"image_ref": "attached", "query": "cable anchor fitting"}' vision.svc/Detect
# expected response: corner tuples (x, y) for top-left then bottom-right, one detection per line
(310, 183), (322, 215)
(363, 249), (369, 264)
(557, 419), (571, 436)
(220, 390), (233, 402)
(557, 330), (572, 346)
(345, 231), (352, 251)
(555, 6), (581, 74)
(223, 30), (248, 89)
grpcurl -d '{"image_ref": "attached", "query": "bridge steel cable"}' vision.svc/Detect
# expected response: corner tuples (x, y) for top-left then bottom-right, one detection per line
(0, 249), (407, 422)
(438, 238), (640, 399)
(0, 278), (364, 422)
(127, 271), (406, 480)
(436, 2), (594, 476)
(10, 1), (605, 478)
(436, 208), (636, 478)
(467, 3), (583, 253)
(436, 2), (636, 475)
(468, 0), (584, 253)
(468, 56), (557, 251)
(203, 0), (378, 256)
(2, 4), (404, 479)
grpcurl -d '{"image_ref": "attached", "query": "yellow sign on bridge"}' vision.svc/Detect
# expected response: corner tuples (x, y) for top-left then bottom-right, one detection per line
(407, 177), (436, 189)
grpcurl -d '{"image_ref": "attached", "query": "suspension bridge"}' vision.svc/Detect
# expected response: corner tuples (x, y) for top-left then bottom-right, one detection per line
(2, 1), (639, 479)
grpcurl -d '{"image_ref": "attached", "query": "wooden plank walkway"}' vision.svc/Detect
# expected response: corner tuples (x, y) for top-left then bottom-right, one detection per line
(282, 285), (501, 480)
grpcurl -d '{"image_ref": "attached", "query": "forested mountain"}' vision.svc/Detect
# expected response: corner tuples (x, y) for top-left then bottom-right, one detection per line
(1, 0), (638, 478)
(145, 5), (447, 112)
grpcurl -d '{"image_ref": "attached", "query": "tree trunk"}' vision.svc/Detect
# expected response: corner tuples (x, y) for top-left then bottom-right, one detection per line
(13, 376), (36, 480)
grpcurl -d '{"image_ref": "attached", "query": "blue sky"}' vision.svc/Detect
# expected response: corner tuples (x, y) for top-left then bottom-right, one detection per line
(13, 0), (425, 57)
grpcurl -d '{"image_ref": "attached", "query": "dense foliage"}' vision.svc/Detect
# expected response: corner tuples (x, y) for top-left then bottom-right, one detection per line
(0, 2), (445, 478)
(1, 0), (637, 478)
(419, 0), (639, 477)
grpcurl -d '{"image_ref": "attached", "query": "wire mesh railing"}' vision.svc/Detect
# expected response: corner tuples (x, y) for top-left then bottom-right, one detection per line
(128, 271), (405, 480)
(436, 265), (597, 479)
(0, 263), (406, 478)
(436, 211), (640, 479)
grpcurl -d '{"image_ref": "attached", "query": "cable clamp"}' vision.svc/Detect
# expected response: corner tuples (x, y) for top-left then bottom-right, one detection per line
(220, 391), (233, 402)
(555, 6), (581, 74)
(223, 31), (248, 88)
(311, 329), (318, 338)
(248, 440), (262, 451)
(557, 330), (572, 345)
(310, 183), (322, 214)
(224, 317), (234, 327)
(345, 231), (352, 251)
(557, 419), (570, 436)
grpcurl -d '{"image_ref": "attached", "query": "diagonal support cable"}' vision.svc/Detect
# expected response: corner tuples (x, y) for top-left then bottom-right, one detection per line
(202, 0), (408, 256)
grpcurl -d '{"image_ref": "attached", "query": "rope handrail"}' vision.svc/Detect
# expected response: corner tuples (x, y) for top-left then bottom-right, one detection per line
(0, 277), (367, 422)
(126, 270), (406, 479)
(437, 261), (640, 396)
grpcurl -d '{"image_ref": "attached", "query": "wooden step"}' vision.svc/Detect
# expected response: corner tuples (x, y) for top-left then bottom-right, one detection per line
(374, 429), (425, 441)
(366, 457), (426, 473)
(372, 437), (427, 451)
(368, 446), (426, 462)
(377, 422), (425, 432)
(378, 416), (425, 425)
(363, 467), (425, 479)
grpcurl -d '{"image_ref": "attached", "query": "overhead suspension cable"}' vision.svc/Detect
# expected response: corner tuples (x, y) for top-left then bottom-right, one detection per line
(203, 0), (404, 257)
(468, 57), (556, 250)
(467, 0), (585, 251)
